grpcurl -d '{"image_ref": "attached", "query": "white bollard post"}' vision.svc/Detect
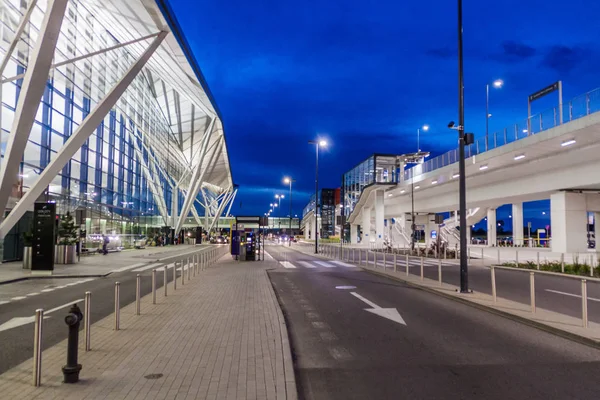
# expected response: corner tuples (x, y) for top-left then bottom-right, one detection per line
(438, 259), (442, 286)
(188, 257), (191, 280)
(420, 257), (424, 281)
(84, 291), (91, 351)
(136, 274), (141, 315)
(374, 252), (378, 268)
(33, 308), (44, 387)
(114, 282), (120, 330)
(530, 272), (536, 313)
(152, 269), (157, 305)
(515, 250), (519, 267)
(394, 254), (397, 272)
(582, 279), (588, 328)
(164, 266), (168, 297)
(497, 248), (500, 264)
(181, 260), (185, 286)
(491, 267), (497, 303)
(561, 253), (565, 273)
(537, 252), (540, 270)
(405, 254), (409, 271)
(173, 264), (177, 290)
(481, 248), (484, 265)
(406, 256), (409, 276)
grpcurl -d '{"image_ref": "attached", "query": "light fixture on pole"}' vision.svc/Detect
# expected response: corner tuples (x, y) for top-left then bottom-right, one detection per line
(485, 79), (503, 150)
(308, 139), (327, 254)
(275, 194), (284, 230)
(401, 152), (430, 253)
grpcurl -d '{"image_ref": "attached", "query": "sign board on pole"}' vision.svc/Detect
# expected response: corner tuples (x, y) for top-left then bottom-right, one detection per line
(32, 202), (56, 273)
(527, 81), (563, 129)
(528, 82), (560, 102)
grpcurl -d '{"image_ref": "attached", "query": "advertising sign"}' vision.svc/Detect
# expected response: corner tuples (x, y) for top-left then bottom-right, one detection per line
(32, 202), (56, 272)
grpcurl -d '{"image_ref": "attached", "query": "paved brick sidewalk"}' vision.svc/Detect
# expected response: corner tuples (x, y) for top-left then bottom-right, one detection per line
(0, 253), (297, 400)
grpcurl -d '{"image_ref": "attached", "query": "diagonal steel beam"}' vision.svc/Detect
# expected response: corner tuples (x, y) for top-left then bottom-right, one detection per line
(0, 0), (69, 227)
(0, 31), (168, 238)
(0, 0), (38, 76)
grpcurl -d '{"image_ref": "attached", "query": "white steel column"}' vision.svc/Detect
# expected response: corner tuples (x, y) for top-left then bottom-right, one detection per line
(0, 0), (69, 225)
(361, 207), (371, 245)
(375, 190), (384, 246)
(551, 192), (587, 253)
(207, 188), (233, 232)
(350, 224), (358, 244)
(225, 189), (237, 217)
(0, 31), (168, 238)
(175, 119), (217, 233)
(487, 208), (497, 247)
(512, 202), (524, 246)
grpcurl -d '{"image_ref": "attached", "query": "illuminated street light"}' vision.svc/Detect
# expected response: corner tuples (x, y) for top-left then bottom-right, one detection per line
(308, 139), (329, 254)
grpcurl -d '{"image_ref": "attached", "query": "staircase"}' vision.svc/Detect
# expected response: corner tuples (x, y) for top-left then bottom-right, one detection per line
(440, 207), (487, 246)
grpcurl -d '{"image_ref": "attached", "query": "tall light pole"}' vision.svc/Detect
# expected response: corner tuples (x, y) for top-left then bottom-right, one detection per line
(457, 0), (469, 293)
(275, 194), (284, 230)
(417, 124), (429, 152)
(309, 140), (327, 254)
(485, 79), (503, 150)
(283, 177), (295, 234)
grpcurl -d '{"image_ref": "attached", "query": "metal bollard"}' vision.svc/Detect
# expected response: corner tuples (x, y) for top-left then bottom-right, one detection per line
(173, 264), (177, 290)
(187, 257), (191, 280)
(491, 266), (497, 303)
(84, 291), (91, 351)
(181, 259), (185, 286)
(374, 252), (377, 268)
(420, 257), (424, 280)
(405, 254), (409, 271)
(394, 254), (397, 272)
(582, 279), (588, 328)
(114, 282), (120, 330)
(164, 266), (168, 297)
(438, 259), (442, 286)
(33, 309), (44, 387)
(561, 253), (565, 273)
(481, 248), (484, 265)
(353, 248), (355, 262)
(62, 304), (83, 383)
(530, 272), (536, 313)
(444, 246), (447, 260)
(152, 269), (157, 305)
(136, 274), (141, 315)
(537, 251), (540, 270)
(515, 250), (519, 267)
(193, 255), (197, 276)
(405, 256), (409, 276)
(497, 248), (500, 264)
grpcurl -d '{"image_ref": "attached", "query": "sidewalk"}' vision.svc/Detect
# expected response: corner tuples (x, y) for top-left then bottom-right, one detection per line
(290, 243), (600, 348)
(0, 245), (206, 284)
(0, 252), (297, 400)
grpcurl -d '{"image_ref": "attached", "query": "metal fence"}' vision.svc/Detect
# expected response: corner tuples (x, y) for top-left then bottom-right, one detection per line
(405, 87), (600, 181)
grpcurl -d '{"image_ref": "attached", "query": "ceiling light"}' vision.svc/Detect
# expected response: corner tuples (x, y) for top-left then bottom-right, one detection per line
(514, 154), (525, 161)
(479, 165), (488, 170)
(561, 139), (576, 147)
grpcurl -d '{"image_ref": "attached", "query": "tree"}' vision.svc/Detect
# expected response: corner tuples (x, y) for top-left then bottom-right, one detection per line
(58, 212), (78, 245)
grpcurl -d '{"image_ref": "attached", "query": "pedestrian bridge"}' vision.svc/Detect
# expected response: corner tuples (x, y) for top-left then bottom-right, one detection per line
(346, 87), (600, 254)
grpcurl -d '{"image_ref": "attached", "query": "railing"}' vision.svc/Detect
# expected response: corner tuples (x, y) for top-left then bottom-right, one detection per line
(405, 87), (600, 181)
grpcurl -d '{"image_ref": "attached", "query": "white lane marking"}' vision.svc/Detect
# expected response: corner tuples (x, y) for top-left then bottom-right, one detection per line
(350, 292), (406, 325)
(545, 289), (600, 302)
(26, 292), (40, 297)
(350, 292), (379, 308)
(335, 286), (357, 289)
(330, 261), (356, 268)
(110, 262), (147, 273)
(280, 261), (297, 269)
(10, 296), (27, 301)
(131, 263), (163, 272)
(40, 288), (55, 293)
(0, 298), (84, 333)
(298, 261), (317, 269)
(155, 263), (173, 272)
(264, 250), (274, 259)
(0, 300), (10, 305)
(314, 261), (336, 268)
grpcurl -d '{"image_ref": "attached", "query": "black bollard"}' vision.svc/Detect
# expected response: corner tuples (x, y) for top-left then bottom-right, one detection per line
(62, 303), (83, 383)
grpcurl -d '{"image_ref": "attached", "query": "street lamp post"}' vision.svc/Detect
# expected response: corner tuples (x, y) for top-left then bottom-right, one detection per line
(485, 79), (503, 150)
(275, 194), (284, 231)
(457, 0), (469, 293)
(309, 140), (327, 254)
(417, 125), (429, 152)
(283, 177), (295, 234)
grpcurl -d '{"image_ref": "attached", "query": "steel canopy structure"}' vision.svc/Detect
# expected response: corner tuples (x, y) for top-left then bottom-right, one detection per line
(0, 0), (234, 245)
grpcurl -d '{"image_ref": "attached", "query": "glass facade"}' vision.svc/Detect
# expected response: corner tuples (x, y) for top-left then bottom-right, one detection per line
(0, 1), (231, 260)
(302, 188), (337, 238)
(341, 154), (399, 217)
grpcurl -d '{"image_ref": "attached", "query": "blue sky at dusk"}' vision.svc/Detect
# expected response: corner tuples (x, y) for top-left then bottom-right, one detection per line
(170, 0), (600, 225)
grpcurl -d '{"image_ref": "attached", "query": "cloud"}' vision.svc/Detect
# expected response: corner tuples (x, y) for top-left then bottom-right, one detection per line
(540, 45), (585, 74)
(501, 41), (536, 59)
(426, 47), (454, 59)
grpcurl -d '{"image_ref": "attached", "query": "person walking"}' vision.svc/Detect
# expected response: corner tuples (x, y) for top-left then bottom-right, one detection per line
(102, 234), (109, 255)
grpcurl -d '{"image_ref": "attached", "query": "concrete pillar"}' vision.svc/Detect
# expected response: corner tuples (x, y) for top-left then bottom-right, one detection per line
(487, 208), (497, 247)
(311, 217), (317, 241)
(374, 190), (384, 246)
(362, 206), (371, 245)
(551, 192), (587, 253)
(305, 221), (310, 239)
(512, 203), (524, 246)
(351, 224), (358, 244)
(467, 224), (472, 244)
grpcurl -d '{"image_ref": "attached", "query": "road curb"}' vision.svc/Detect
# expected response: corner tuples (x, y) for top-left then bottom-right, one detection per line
(361, 266), (600, 351)
(264, 268), (299, 400)
(0, 273), (110, 286)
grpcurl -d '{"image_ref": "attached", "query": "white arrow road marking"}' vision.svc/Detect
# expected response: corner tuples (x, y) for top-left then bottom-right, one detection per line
(0, 298), (84, 333)
(545, 289), (600, 302)
(350, 292), (406, 325)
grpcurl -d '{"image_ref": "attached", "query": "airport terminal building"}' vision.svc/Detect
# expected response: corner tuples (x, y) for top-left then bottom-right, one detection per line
(0, 0), (234, 260)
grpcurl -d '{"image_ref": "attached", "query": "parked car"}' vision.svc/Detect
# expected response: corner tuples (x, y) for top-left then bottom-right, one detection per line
(216, 236), (228, 244)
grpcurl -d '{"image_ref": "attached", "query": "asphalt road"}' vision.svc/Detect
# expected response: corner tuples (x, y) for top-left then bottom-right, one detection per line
(0, 245), (215, 375)
(314, 246), (600, 323)
(267, 244), (600, 400)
